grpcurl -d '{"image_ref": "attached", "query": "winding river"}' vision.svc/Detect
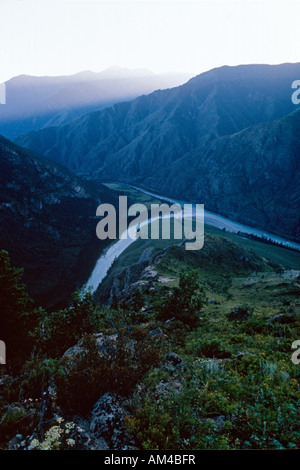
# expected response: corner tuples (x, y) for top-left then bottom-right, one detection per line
(84, 185), (300, 294)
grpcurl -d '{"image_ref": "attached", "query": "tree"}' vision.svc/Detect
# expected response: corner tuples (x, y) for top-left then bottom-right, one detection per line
(0, 250), (38, 367)
(157, 270), (207, 326)
(34, 289), (106, 357)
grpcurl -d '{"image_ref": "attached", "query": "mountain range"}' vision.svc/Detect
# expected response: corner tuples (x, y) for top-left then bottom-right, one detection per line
(16, 63), (300, 242)
(0, 67), (191, 140)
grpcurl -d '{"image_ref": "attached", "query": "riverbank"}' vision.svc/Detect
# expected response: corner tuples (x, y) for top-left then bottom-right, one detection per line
(84, 183), (300, 295)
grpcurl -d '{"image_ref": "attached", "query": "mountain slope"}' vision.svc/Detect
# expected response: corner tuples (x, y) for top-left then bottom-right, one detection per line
(16, 63), (300, 171)
(140, 108), (300, 242)
(0, 135), (117, 309)
(0, 67), (191, 140)
(16, 63), (300, 241)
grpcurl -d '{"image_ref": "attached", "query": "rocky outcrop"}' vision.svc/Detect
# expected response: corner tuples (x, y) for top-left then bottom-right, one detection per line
(62, 333), (121, 372)
(94, 246), (170, 305)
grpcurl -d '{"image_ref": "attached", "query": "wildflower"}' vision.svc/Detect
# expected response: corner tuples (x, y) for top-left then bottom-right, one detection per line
(65, 422), (75, 430)
(29, 439), (39, 448)
(66, 438), (76, 447)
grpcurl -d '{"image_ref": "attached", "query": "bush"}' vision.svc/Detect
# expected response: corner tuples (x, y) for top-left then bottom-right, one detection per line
(32, 290), (107, 356)
(227, 305), (253, 322)
(196, 338), (232, 359)
(0, 404), (39, 444)
(56, 329), (164, 415)
(156, 270), (207, 327)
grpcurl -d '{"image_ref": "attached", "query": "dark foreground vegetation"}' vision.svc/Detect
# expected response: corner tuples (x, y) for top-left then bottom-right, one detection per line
(0, 229), (299, 450)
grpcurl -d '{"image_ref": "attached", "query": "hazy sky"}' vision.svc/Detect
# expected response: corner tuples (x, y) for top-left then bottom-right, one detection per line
(1, 0), (300, 83)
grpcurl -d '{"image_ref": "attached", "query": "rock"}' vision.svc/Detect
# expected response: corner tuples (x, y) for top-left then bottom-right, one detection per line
(62, 333), (120, 372)
(166, 352), (184, 367)
(236, 352), (255, 360)
(268, 312), (296, 324)
(165, 317), (175, 323)
(89, 393), (134, 450)
(201, 415), (228, 430)
(163, 352), (186, 375)
(68, 417), (109, 450)
(154, 378), (183, 398)
(138, 248), (154, 263)
(0, 375), (13, 389)
(143, 266), (158, 280)
(149, 327), (163, 338)
(158, 277), (174, 283)
(7, 434), (23, 450)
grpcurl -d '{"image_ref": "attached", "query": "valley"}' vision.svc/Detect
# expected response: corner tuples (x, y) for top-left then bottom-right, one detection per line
(0, 62), (299, 452)
(16, 63), (300, 243)
(84, 182), (300, 297)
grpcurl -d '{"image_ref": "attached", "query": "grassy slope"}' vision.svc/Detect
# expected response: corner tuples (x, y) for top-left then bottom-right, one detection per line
(95, 189), (300, 449)
(101, 182), (300, 288)
(99, 183), (300, 347)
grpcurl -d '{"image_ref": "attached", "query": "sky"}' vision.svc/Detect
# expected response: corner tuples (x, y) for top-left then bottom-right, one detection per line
(0, 0), (300, 83)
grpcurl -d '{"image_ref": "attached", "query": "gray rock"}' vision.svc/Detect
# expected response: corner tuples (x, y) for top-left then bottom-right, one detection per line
(89, 393), (134, 450)
(236, 352), (255, 360)
(69, 417), (109, 450)
(7, 433), (24, 450)
(166, 352), (184, 366)
(0, 375), (13, 388)
(268, 312), (296, 324)
(149, 327), (163, 338)
(154, 378), (183, 398)
(228, 305), (253, 322)
(62, 333), (120, 372)
(201, 415), (228, 430)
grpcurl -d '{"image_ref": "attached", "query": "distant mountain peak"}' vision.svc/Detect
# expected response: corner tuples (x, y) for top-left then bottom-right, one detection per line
(0, 68), (191, 140)
(97, 66), (155, 79)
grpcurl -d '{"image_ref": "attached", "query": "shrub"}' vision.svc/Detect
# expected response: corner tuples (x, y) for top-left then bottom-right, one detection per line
(156, 270), (207, 327)
(0, 403), (39, 444)
(196, 338), (232, 359)
(227, 305), (253, 322)
(32, 290), (107, 356)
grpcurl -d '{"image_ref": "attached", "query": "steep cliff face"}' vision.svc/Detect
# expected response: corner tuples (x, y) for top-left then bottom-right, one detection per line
(0, 136), (116, 309)
(16, 63), (300, 241)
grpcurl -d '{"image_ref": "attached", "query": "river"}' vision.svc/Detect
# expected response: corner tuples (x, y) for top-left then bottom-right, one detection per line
(84, 184), (300, 294)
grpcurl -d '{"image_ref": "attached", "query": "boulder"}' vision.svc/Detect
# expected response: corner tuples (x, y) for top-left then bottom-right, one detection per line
(149, 327), (163, 338)
(89, 393), (134, 450)
(268, 312), (296, 324)
(62, 333), (120, 372)
(166, 352), (184, 367)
